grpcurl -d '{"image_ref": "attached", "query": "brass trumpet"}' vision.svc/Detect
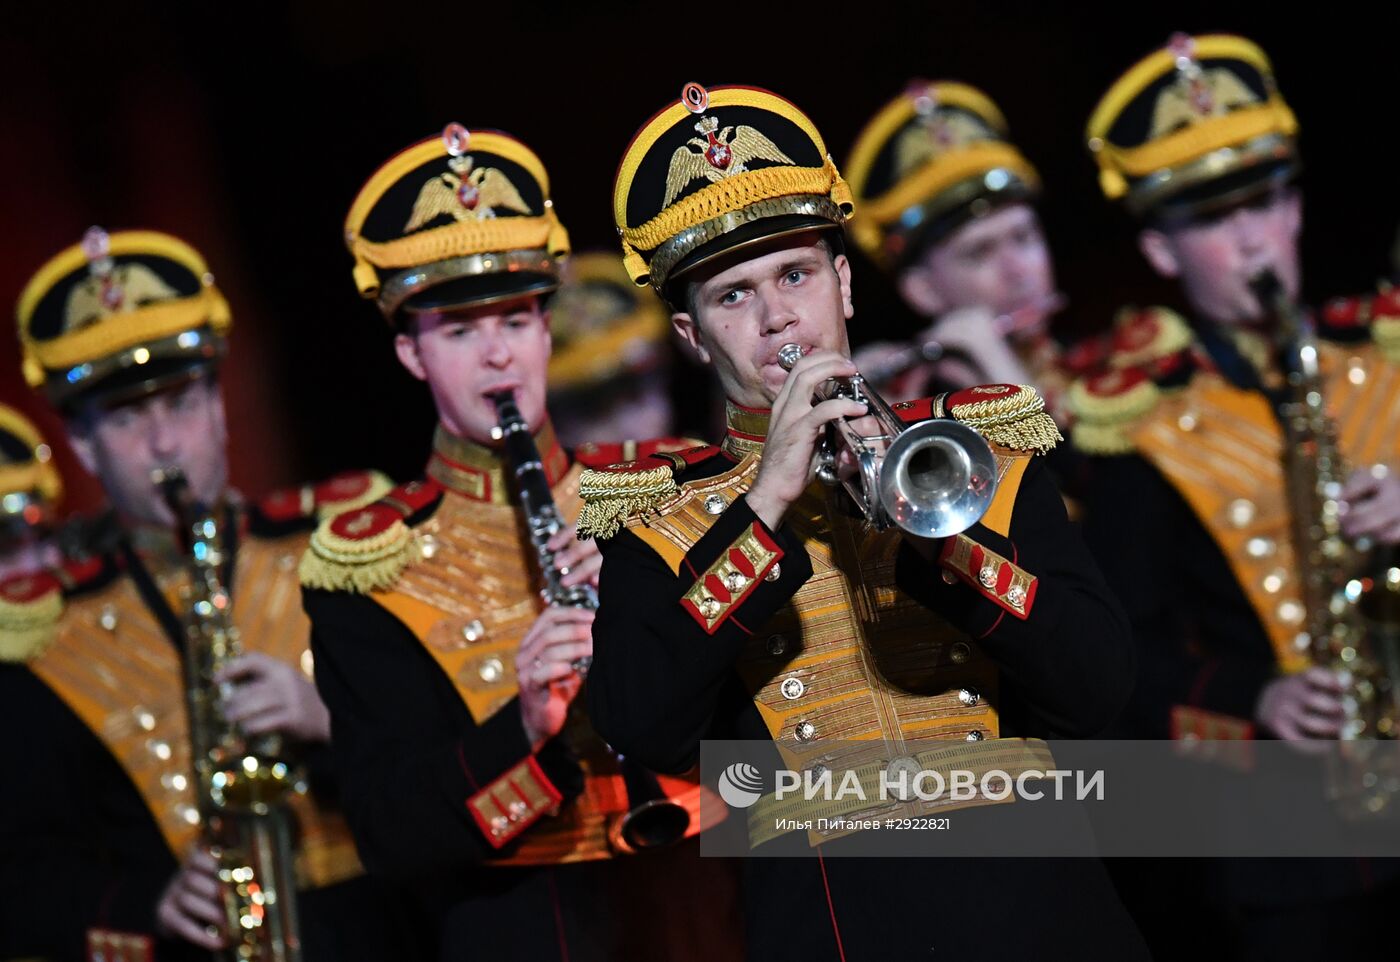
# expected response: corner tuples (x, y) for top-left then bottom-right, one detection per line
(777, 343), (997, 538)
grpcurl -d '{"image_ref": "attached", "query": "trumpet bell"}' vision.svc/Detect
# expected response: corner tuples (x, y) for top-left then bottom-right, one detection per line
(878, 419), (998, 539)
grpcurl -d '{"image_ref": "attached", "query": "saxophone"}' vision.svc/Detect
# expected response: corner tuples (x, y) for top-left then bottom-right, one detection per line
(491, 392), (692, 850)
(1252, 271), (1400, 816)
(156, 469), (305, 960)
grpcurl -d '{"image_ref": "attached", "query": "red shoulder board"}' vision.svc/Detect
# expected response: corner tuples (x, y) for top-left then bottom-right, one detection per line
(0, 570), (61, 605)
(1374, 288), (1400, 318)
(890, 397), (935, 423)
(1062, 333), (1112, 378)
(55, 554), (107, 592)
(255, 485), (310, 525)
(1083, 366), (1151, 398)
(377, 479), (443, 517)
(1322, 294), (1369, 330)
(314, 470), (386, 510)
(574, 439), (713, 470)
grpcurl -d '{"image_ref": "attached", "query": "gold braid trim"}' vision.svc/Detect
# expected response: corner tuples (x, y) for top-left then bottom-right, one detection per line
(947, 385), (1062, 454)
(1372, 316), (1400, 364)
(1109, 307), (1193, 369)
(0, 589), (62, 662)
(576, 465), (678, 541)
(315, 471), (394, 521)
(0, 461), (60, 505)
(352, 213), (561, 271)
(22, 288), (231, 386)
(1066, 376), (1161, 455)
(299, 517), (414, 594)
(621, 157), (850, 256)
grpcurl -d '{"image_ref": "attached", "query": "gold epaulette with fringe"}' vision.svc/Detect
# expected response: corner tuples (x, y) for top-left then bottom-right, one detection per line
(0, 571), (63, 662)
(1067, 368), (1162, 455)
(1106, 306), (1194, 370)
(298, 480), (442, 594)
(1323, 286), (1400, 364)
(893, 384), (1062, 455)
(577, 445), (718, 541)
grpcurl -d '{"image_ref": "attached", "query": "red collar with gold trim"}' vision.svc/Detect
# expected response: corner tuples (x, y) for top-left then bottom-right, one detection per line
(426, 421), (569, 503)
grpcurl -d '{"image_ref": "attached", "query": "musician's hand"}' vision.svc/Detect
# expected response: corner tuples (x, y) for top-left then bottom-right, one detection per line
(155, 847), (228, 949)
(217, 652), (331, 743)
(747, 349), (867, 530)
(516, 605), (593, 749)
(923, 306), (1030, 386)
(1255, 667), (1348, 748)
(551, 524), (602, 589)
(1339, 466), (1400, 545)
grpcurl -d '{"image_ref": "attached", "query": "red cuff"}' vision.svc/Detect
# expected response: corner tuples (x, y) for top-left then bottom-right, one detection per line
(680, 522), (784, 634)
(465, 755), (565, 849)
(937, 534), (1038, 620)
(87, 930), (154, 962)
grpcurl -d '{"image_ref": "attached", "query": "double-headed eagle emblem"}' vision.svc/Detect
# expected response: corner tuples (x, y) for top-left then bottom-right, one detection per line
(1151, 33), (1260, 137)
(404, 124), (530, 232)
(663, 114), (794, 208)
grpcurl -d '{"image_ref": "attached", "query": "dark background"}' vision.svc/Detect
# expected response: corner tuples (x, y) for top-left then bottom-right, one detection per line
(3, 0), (1396, 513)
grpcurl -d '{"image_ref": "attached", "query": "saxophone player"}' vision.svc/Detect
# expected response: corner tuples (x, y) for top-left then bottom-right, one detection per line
(583, 81), (1147, 960)
(0, 403), (65, 581)
(1071, 32), (1400, 956)
(0, 229), (397, 960)
(300, 124), (738, 960)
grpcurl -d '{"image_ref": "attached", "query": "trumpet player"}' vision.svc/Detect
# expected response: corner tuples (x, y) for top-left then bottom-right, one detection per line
(300, 124), (738, 961)
(845, 81), (1077, 424)
(583, 81), (1147, 960)
(1071, 33), (1400, 957)
(0, 229), (397, 959)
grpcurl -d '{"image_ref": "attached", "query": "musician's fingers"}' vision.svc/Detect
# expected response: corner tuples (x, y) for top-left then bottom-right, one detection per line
(235, 707), (291, 736)
(1302, 690), (1346, 717)
(554, 537), (600, 572)
(518, 620), (593, 662)
(527, 659), (579, 688)
(1302, 666), (1346, 693)
(181, 865), (223, 901)
(1296, 711), (1344, 739)
(559, 551), (603, 587)
(213, 653), (274, 685)
(546, 527), (574, 552)
(806, 398), (868, 429)
(176, 888), (228, 929)
(1340, 468), (1384, 503)
(221, 689), (280, 723)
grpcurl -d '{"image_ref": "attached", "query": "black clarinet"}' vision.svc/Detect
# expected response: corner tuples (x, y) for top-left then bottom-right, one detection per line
(491, 391), (691, 850)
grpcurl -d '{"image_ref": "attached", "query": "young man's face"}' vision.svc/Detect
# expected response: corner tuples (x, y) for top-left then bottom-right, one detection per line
(1138, 187), (1302, 328)
(672, 232), (854, 408)
(898, 203), (1055, 323)
(395, 294), (552, 443)
(67, 374), (230, 528)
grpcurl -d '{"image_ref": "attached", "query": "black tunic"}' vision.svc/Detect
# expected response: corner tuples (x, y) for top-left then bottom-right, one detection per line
(587, 446), (1150, 960)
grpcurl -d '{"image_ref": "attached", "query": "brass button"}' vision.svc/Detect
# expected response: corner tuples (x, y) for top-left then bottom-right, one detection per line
(766, 634), (787, 656)
(132, 707), (156, 732)
(958, 687), (981, 707)
(462, 619), (486, 643)
(725, 571), (748, 592)
(490, 815), (509, 837)
(941, 569), (958, 585)
(699, 597), (721, 618)
(99, 605), (119, 632)
(1226, 499), (1256, 528)
(965, 730), (985, 742)
(1246, 537), (1275, 558)
(419, 533), (439, 559)
(765, 563), (782, 582)
(780, 677), (805, 700)
(885, 755), (922, 801)
(949, 642), (971, 664)
(478, 657), (504, 683)
(704, 494), (728, 515)
(795, 720), (817, 742)
(1006, 585), (1027, 610)
(978, 565), (999, 589)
